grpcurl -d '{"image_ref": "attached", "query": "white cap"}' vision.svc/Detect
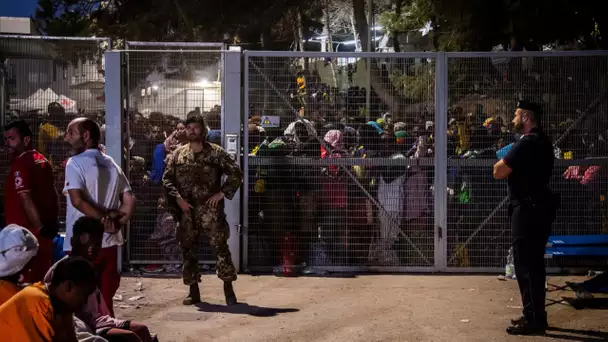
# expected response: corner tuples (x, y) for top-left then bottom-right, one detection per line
(0, 225), (39, 277)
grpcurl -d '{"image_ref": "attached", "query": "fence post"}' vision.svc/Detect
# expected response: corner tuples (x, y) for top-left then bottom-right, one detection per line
(222, 50), (242, 272)
(241, 52), (250, 272)
(434, 52), (448, 271)
(104, 51), (126, 272)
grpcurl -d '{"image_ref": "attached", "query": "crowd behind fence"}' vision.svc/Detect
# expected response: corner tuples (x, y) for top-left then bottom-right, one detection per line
(0, 35), (109, 235)
(243, 51), (608, 272)
(1, 36), (607, 273)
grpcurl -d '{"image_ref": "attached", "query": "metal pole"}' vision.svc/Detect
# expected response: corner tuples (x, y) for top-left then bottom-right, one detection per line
(434, 52), (448, 270)
(0, 66), (6, 129)
(222, 51), (243, 272)
(124, 41), (225, 48)
(104, 51), (125, 272)
(365, 0), (372, 121)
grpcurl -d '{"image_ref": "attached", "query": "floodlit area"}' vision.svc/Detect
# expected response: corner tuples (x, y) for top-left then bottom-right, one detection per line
(116, 274), (607, 342)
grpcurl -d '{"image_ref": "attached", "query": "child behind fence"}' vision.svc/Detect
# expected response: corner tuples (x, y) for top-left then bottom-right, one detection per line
(149, 197), (181, 265)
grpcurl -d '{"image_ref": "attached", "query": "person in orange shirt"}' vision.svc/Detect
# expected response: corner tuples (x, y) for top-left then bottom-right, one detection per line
(0, 257), (97, 342)
(0, 224), (39, 305)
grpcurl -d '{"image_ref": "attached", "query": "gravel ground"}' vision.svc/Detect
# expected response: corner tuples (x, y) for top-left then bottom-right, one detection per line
(114, 274), (607, 342)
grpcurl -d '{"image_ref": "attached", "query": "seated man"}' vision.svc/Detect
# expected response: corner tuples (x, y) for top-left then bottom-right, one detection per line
(0, 224), (39, 305)
(45, 216), (156, 342)
(0, 257), (98, 342)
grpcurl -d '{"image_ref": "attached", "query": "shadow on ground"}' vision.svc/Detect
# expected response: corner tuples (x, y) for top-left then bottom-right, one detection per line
(545, 326), (608, 341)
(195, 302), (299, 317)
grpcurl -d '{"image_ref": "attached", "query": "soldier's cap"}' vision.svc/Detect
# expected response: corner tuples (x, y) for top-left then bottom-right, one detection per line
(185, 114), (206, 127)
(516, 101), (543, 117)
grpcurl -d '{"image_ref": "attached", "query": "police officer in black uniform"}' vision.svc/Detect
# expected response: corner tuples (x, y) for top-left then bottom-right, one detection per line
(493, 101), (557, 335)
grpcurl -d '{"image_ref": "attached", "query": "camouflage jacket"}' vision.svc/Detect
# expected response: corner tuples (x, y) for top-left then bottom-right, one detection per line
(162, 142), (243, 212)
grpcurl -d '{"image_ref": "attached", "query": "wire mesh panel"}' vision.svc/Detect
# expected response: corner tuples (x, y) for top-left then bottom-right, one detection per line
(0, 35), (108, 231)
(124, 49), (224, 266)
(445, 52), (608, 270)
(244, 51), (436, 272)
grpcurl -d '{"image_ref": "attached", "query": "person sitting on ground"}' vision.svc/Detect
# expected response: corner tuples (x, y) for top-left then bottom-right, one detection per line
(0, 224), (39, 305)
(0, 257), (98, 342)
(45, 216), (156, 342)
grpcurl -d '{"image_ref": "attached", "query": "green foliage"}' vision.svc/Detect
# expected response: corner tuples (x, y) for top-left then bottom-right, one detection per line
(378, 0), (607, 51)
(388, 62), (434, 102)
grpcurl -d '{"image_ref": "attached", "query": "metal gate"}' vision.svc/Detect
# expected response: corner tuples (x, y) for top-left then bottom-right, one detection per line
(444, 51), (608, 272)
(0, 35), (109, 231)
(101, 47), (608, 273)
(242, 51), (440, 272)
(106, 42), (235, 266)
(241, 50), (608, 273)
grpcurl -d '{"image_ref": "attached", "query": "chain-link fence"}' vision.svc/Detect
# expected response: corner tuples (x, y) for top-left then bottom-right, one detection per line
(6, 39), (604, 274)
(242, 50), (608, 273)
(123, 46), (225, 267)
(243, 52), (437, 271)
(0, 35), (109, 231)
(445, 52), (608, 270)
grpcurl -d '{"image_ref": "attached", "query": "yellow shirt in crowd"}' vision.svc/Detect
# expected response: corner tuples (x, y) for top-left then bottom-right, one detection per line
(37, 122), (61, 157)
(0, 282), (55, 341)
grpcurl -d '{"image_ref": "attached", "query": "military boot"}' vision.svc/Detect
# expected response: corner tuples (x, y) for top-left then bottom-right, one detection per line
(183, 283), (201, 305)
(224, 281), (237, 306)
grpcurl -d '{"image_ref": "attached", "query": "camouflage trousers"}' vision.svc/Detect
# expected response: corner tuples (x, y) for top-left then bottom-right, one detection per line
(177, 205), (237, 285)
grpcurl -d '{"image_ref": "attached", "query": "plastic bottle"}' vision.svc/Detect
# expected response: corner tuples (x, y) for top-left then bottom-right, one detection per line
(505, 247), (516, 279)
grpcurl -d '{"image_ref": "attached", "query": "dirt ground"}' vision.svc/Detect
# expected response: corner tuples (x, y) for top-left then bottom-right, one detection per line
(115, 273), (607, 342)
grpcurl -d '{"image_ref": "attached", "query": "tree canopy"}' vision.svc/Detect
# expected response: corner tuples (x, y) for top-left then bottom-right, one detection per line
(34, 0), (607, 51)
(380, 0), (607, 50)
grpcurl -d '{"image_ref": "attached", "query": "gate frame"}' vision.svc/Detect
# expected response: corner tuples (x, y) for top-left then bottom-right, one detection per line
(442, 49), (608, 274)
(241, 50), (443, 273)
(112, 43), (238, 268)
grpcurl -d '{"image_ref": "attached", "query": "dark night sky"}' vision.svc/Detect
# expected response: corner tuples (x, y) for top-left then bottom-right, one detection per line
(0, 0), (38, 18)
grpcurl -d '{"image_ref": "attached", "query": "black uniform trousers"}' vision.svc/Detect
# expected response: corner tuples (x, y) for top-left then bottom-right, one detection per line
(510, 199), (553, 325)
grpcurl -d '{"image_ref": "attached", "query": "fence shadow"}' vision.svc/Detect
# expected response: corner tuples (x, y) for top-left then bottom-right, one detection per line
(195, 301), (299, 317)
(545, 327), (608, 341)
(563, 297), (608, 310)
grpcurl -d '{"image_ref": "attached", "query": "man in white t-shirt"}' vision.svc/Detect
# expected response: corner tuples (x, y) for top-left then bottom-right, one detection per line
(63, 118), (135, 317)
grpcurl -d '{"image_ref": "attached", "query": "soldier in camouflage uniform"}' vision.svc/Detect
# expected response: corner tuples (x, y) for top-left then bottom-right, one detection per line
(162, 115), (243, 306)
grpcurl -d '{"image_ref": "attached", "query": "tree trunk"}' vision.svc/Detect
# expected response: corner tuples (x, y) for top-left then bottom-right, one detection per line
(350, 13), (361, 51)
(352, 0), (369, 51)
(295, 7), (309, 70)
(322, 0), (333, 52)
(392, 0), (402, 52)
(296, 8), (305, 52)
(352, 0), (413, 120)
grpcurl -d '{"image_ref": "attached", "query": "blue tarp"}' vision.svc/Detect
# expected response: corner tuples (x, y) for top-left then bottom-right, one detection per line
(547, 235), (608, 246)
(546, 246), (608, 257)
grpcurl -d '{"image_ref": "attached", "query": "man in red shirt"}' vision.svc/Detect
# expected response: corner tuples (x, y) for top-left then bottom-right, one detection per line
(3, 120), (60, 283)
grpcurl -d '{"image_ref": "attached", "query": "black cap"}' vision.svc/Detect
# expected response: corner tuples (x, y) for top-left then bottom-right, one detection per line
(516, 100), (543, 116)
